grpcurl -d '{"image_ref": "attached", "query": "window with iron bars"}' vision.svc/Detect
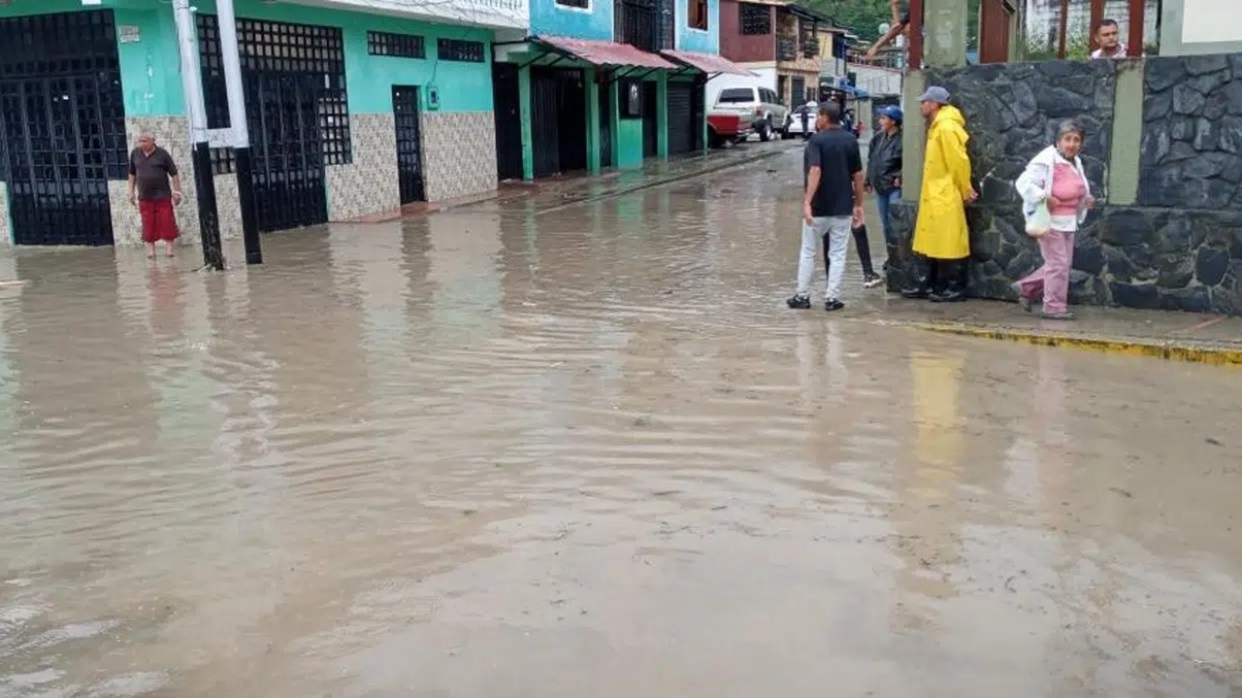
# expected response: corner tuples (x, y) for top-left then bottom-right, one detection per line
(739, 3), (771, 36)
(616, 0), (674, 52)
(556, 0), (589, 7)
(195, 14), (351, 172)
(368, 30), (425, 58)
(437, 38), (485, 63)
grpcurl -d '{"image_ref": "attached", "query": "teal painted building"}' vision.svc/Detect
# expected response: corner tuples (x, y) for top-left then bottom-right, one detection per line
(0, 0), (519, 246)
(493, 0), (737, 182)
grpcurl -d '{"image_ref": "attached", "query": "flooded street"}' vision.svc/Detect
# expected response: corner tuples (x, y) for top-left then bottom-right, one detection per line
(2, 148), (1241, 697)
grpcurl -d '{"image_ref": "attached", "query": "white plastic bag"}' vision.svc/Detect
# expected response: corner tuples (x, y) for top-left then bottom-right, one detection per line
(1026, 200), (1052, 238)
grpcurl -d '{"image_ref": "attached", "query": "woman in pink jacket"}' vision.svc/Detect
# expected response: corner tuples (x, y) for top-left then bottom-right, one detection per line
(1012, 121), (1097, 320)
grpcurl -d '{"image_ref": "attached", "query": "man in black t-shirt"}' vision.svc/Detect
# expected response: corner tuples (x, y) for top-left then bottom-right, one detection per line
(787, 102), (865, 312)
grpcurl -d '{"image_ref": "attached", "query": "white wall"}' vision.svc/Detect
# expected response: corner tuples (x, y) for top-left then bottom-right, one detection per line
(705, 66), (777, 108)
(850, 64), (902, 97)
(1180, 0), (1235, 42)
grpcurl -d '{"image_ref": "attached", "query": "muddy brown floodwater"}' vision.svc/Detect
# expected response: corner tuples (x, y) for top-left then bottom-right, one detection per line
(1, 150), (1241, 698)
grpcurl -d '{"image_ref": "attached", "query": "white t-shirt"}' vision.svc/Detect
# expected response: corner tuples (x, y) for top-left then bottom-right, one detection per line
(1090, 43), (1129, 59)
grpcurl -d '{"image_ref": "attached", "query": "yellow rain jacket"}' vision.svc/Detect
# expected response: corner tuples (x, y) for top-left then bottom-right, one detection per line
(913, 105), (973, 260)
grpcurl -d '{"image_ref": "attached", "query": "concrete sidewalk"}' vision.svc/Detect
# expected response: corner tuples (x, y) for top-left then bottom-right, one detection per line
(860, 297), (1242, 367)
(466, 140), (797, 214)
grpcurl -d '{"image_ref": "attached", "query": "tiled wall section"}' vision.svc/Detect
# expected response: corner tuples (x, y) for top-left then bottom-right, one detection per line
(420, 111), (498, 202)
(326, 113), (400, 221)
(0, 182), (9, 246)
(110, 116), (243, 246)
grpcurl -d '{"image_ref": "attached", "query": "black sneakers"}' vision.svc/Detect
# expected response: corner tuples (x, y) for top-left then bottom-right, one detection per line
(788, 295), (845, 312)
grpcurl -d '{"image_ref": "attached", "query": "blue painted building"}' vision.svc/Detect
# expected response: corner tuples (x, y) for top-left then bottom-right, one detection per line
(0, 0), (525, 247)
(491, 0), (747, 181)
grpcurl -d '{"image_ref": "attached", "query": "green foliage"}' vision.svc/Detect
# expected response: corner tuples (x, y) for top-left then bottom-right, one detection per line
(802, 0), (982, 50)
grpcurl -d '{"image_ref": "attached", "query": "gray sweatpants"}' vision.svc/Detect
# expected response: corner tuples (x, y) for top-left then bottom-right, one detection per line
(796, 215), (851, 300)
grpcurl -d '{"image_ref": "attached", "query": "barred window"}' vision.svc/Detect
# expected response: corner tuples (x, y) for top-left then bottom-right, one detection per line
(210, 147), (235, 175)
(739, 3), (771, 35)
(437, 38), (485, 63)
(556, 0), (589, 6)
(368, 30), (425, 58)
(318, 96), (351, 165)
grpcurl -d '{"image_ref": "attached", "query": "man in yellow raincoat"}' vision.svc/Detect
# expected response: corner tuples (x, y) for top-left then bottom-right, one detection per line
(901, 86), (978, 303)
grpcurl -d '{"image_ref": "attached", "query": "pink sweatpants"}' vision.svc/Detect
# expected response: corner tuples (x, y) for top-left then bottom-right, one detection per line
(1017, 230), (1074, 314)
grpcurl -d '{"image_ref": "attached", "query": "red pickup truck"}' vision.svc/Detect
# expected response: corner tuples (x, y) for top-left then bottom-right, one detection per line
(707, 111), (753, 148)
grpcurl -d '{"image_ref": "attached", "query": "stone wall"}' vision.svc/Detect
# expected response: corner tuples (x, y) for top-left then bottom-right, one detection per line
(890, 54), (1242, 315)
(0, 182), (8, 246)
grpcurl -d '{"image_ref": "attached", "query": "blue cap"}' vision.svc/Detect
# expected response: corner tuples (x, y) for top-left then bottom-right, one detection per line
(879, 105), (903, 122)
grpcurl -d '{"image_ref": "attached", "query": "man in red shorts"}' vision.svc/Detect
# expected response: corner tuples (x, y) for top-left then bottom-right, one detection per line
(127, 134), (183, 258)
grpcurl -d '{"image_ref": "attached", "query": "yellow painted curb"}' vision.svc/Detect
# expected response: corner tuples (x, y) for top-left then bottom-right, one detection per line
(910, 322), (1242, 368)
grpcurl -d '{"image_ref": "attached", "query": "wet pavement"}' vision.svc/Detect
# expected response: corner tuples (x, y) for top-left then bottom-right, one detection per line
(2, 148), (1241, 697)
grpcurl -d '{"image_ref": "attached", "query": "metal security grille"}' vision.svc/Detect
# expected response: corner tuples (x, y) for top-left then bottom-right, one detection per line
(368, 31), (425, 58)
(0, 10), (126, 246)
(666, 82), (694, 157)
(616, 0), (673, 52)
(391, 86), (425, 204)
(739, 3), (771, 35)
(437, 39), (485, 63)
(197, 14), (346, 231)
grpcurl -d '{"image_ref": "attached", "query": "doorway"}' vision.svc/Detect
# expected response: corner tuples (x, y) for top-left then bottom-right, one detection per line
(530, 66), (588, 178)
(0, 11), (127, 246)
(492, 63), (523, 181)
(392, 85), (426, 204)
(641, 81), (658, 158)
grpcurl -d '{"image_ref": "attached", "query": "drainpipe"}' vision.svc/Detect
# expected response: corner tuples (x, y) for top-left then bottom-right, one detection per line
(172, 0), (225, 270)
(217, 0), (262, 264)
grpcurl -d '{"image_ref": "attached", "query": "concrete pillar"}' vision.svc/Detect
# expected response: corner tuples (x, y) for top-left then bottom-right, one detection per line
(519, 64), (534, 180)
(586, 69), (602, 174)
(1108, 60), (1144, 205)
(656, 73), (669, 159)
(923, 0), (969, 67)
(900, 71), (926, 203)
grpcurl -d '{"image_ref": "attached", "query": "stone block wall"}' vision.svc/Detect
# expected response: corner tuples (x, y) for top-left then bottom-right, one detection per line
(420, 111), (498, 203)
(326, 113), (400, 221)
(0, 182), (8, 246)
(890, 54), (1242, 315)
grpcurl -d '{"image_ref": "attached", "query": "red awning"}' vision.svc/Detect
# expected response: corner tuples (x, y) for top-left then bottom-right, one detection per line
(532, 36), (676, 70)
(660, 50), (756, 77)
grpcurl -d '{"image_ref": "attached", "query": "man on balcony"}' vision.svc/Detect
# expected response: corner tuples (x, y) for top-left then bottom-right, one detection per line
(1090, 19), (1132, 58)
(864, 0), (918, 64)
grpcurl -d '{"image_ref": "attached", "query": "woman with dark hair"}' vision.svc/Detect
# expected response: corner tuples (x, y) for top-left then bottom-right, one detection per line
(1013, 120), (1096, 320)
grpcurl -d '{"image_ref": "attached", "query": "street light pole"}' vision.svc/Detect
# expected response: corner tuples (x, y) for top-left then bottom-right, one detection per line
(171, 0), (225, 270)
(217, 0), (262, 265)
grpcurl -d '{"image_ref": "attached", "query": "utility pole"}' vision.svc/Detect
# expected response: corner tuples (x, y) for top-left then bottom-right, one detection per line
(172, 0), (225, 270)
(217, 0), (262, 265)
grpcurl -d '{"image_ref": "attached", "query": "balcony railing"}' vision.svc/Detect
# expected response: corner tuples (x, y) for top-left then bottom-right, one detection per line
(777, 35), (798, 61)
(309, 0), (528, 30)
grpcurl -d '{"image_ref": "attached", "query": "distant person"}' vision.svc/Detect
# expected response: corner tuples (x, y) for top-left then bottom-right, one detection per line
(866, 105), (904, 273)
(1090, 19), (1131, 58)
(787, 102), (865, 312)
(128, 133), (183, 259)
(802, 100), (816, 140)
(864, 0), (918, 63)
(901, 86), (977, 303)
(1012, 120), (1096, 320)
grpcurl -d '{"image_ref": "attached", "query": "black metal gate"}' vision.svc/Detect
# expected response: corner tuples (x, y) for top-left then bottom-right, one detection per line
(666, 82), (694, 157)
(392, 85), (425, 204)
(0, 11), (127, 246)
(598, 79), (612, 169)
(641, 81), (658, 158)
(492, 63), (524, 181)
(198, 15), (346, 232)
(530, 67), (587, 179)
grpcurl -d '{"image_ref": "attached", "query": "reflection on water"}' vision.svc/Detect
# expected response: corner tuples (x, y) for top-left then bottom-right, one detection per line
(2, 153), (1242, 697)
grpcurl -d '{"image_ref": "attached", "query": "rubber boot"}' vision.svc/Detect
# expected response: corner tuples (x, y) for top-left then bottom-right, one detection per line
(930, 259), (968, 303)
(900, 255), (933, 299)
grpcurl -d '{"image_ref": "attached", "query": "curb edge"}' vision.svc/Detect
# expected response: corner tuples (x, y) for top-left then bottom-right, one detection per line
(908, 322), (1242, 367)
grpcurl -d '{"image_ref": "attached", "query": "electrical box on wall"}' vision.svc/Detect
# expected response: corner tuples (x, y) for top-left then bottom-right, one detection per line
(425, 85), (440, 111)
(620, 79), (642, 119)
